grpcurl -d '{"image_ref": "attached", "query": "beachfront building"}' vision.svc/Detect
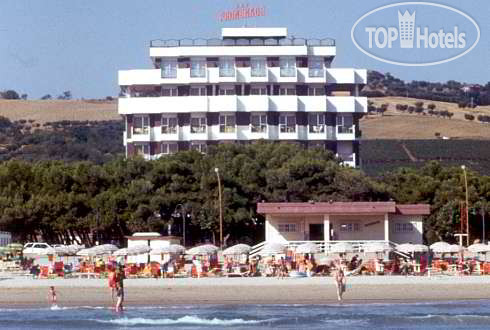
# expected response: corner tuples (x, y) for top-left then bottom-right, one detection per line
(118, 27), (367, 167)
(257, 202), (430, 249)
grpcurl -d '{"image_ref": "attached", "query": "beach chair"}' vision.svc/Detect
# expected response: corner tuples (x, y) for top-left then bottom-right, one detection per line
(53, 262), (64, 277)
(39, 266), (49, 279)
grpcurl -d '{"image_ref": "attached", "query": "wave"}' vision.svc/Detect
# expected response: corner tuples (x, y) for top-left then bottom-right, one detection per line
(94, 315), (272, 326)
(407, 314), (490, 321)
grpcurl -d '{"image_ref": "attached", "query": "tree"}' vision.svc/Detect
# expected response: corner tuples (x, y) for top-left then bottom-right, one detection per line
(41, 94), (52, 100)
(21, 94), (28, 100)
(428, 103), (436, 111)
(57, 91), (72, 100)
(1, 90), (20, 100)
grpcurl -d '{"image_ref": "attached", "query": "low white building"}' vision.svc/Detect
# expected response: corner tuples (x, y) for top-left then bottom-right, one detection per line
(257, 202), (430, 246)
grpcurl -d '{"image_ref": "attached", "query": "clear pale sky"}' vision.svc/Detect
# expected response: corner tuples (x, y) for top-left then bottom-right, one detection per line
(1, 0), (488, 99)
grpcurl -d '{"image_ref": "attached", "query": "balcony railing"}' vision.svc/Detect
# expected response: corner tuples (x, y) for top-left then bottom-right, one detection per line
(308, 68), (324, 78)
(150, 37), (335, 47)
(251, 67), (266, 77)
(190, 68), (206, 78)
(337, 125), (354, 134)
(309, 125), (325, 134)
(219, 68), (236, 77)
(191, 126), (206, 134)
(280, 67), (296, 77)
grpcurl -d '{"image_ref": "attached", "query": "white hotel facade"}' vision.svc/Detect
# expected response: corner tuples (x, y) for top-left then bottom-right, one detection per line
(118, 27), (367, 167)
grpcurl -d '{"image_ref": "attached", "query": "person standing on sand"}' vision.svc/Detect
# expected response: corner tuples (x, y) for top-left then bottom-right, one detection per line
(334, 266), (347, 301)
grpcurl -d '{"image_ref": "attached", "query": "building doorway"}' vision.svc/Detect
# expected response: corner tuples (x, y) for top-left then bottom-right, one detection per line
(309, 224), (324, 241)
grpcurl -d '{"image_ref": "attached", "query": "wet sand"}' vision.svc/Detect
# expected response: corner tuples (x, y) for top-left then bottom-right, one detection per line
(1, 276), (490, 307)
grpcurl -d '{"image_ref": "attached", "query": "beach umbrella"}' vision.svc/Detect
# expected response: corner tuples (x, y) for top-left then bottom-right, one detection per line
(330, 242), (354, 253)
(99, 244), (119, 253)
(397, 243), (428, 254)
(468, 243), (490, 253)
(151, 244), (186, 255)
(127, 244), (151, 255)
(429, 241), (451, 253)
(295, 242), (319, 254)
(222, 244), (252, 255)
(186, 244), (219, 255)
(363, 242), (393, 253)
(258, 242), (286, 256)
(40, 247), (57, 255)
(447, 244), (464, 253)
(76, 247), (97, 257)
(113, 248), (128, 256)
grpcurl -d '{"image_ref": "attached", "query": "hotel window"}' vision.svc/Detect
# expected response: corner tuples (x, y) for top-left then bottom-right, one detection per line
(190, 116), (207, 134)
(337, 115), (353, 134)
(134, 143), (150, 157)
(394, 223), (414, 233)
(190, 142), (207, 153)
(251, 57), (266, 77)
(133, 115), (149, 135)
(161, 59), (177, 78)
(251, 114), (267, 133)
(162, 87), (178, 96)
(161, 142), (178, 155)
(278, 223), (297, 233)
(190, 86), (207, 96)
(308, 86), (325, 96)
(308, 57), (324, 77)
(279, 114), (296, 133)
(250, 86), (267, 95)
(161, 116), (177, 134)
(190, 58), (206, 78)
(279, 86), (296, 95)
(218, 86), (236, 95)
(219, 114), (236, 133)
(279, 57), (296, 77)
(340, 223), (361, 232)
(308, 113), (325, 133)
(219, 57), (235, 77)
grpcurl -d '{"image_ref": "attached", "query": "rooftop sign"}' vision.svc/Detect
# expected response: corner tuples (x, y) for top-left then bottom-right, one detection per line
(218, 3), (266, 22)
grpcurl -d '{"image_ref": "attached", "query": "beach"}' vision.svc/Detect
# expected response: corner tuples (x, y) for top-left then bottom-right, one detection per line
(1, 275), (490, 308)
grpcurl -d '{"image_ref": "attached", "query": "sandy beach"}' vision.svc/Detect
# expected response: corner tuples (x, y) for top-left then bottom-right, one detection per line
(1, 275), (490, 307)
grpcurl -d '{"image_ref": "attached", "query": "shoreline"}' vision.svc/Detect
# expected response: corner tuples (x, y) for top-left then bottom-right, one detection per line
(1, 276), (490, 308)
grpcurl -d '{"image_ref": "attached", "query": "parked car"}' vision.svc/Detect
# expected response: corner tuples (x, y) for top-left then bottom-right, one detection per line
(23, 242), (52, 255)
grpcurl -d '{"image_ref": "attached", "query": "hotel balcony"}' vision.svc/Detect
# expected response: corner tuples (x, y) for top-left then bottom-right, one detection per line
(267, 67), (298, 83)
(326, 69), (367, 84)
(237, 95), (269, 112)
(119, 96), (208, 114)
(326, 96), (367, 113)
(337, 152), (356, 167)
(236, 67), (269, 83)
(296, 67), (326, 84)
(269, 95), (298, 112)
(208, 95), (237, 112)
(336, 125), (356, 140)
(297, 96), (327, 112)
(307, 125), (335, 140)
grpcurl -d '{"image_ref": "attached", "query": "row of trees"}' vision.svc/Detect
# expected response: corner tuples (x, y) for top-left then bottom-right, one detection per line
(0, 143), (488, 247)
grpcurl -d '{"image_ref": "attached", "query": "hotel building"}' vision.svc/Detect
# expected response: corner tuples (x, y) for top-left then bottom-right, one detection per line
(118, 27), (367, 167)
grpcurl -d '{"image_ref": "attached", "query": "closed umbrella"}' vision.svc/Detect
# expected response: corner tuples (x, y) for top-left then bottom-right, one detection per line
(186, 244), (219, 255)
(330, 242), (354, 253)
(259, 242), (286, 256)
(223, 244), (252, 255)
(295, 242), (319, 254)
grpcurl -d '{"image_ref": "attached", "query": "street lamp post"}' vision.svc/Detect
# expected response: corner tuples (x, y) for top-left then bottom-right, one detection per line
(172, 204), (187, 247)
(461, 165), (469, 246)
(482, 200), (487, 244)
(214, 167), (223, 249)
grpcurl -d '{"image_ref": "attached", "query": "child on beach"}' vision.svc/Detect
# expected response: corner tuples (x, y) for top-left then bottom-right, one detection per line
(48, 286), (57, 305)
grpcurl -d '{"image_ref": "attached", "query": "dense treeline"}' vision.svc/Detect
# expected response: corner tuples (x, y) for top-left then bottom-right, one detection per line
(0, 117), (124, 163)
(363, 71), (490, 106)
(0, 143), (488, 246)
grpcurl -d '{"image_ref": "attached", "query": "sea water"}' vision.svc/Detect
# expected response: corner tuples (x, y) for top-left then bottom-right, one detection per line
(1, 300), (489, 329)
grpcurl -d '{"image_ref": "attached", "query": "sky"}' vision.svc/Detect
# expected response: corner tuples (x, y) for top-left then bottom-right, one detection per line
(0, 0), (488, 99)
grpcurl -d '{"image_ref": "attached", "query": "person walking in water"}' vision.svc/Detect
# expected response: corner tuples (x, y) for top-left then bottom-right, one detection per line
(334, 264), (347, 301)
(115, 282), (124, 312)
(48, 286), (57, 306)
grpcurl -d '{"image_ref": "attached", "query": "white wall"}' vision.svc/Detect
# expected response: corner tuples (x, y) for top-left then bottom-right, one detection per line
(330, 215), (385, 241)
(389, 215), (424, 244)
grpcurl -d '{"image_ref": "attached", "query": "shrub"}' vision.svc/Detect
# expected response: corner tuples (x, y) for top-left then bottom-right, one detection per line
(458, 102), (467, 108)
(465, 114), (475, 121)
(428, 103), (436, 110)
(408, 106), (415, 113)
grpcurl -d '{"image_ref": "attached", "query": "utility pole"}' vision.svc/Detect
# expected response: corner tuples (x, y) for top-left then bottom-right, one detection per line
(461, 165), (469, 246)
(482, 202), (487, 243)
